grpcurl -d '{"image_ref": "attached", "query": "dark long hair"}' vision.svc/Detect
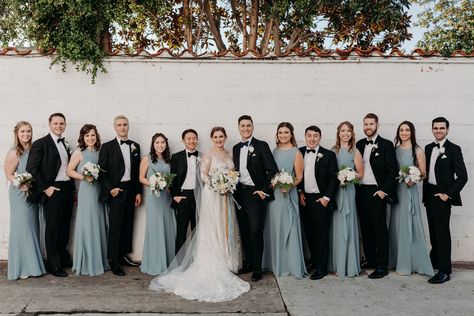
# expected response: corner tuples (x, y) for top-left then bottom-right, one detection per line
(276, 122), (297, 147)
(394, 120), (419, 167)
(150, 133), (171, 163)
(77, 124), (101, 151)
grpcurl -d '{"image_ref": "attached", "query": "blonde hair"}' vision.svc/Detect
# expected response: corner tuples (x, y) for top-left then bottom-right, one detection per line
(13, 121), (33, 156)
(114, 115), (129, 124)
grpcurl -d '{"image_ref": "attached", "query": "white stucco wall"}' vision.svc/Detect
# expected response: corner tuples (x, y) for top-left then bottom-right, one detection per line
(0, 57), (472, 261)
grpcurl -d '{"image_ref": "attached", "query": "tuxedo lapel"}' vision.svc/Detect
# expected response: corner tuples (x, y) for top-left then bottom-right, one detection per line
(233, 145), (240, 171)
(113, 139), (126, 174)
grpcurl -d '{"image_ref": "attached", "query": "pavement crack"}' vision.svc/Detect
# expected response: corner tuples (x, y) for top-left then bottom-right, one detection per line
(21, 298), (32, 313)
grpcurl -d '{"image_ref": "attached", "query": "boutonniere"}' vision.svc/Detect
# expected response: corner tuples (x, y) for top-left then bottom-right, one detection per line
(63, 139), (70, 151)
(371, 143), (378, 152)
(316, 152), (324, 161)
(196, 156), (201, 163)
(438, 147), (445, 157)
(130, 143), (137, 153)
(248, 145), (255, 153)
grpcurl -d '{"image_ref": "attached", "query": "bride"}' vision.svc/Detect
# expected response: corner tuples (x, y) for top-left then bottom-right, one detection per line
(150, 127), (250, 302)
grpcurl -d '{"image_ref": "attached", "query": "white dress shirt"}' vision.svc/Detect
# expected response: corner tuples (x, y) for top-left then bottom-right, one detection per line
(428, 138), (447, 185)
(361, 134), (378, 185)
(239, 137), (256, 186)
(304, 146), (320, 194)
(181, 150), (197, 190)
(50, 132), (70, 181)
(117, 137), (131, 182)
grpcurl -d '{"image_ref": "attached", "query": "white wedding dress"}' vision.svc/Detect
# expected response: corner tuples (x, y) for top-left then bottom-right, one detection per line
(150, 150), (250, 302)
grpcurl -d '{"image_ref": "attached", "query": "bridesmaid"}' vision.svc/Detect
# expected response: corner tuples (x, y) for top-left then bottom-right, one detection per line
(5, 121), (46, 280)
(389, 121), (434, 276)
(67, 124), (108, 276)
(328, 121), (364, 277)
(263, 122), (306, 278)
(139, 133), (176, 275)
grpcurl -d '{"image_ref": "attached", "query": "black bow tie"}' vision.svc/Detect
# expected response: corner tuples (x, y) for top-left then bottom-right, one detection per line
(366, 139), (374, 145)
(435, 143), (440, 149)
(187, 151), (198, 158)
(120, 139), (132, 146)
(240, 141), (249, 148)
(306, 149), (316, 154)
(57, 137), (65, 144)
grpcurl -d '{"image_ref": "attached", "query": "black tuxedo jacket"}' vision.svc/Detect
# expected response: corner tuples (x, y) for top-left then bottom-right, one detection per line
(169, 149), (200, 199)
(356, 136), (398, 204)
(98, 138), (142, 202)
(297, 146), (339, 210)
(26, 134), (73, 203)
(423, 139), (468, 206)
(232, 137), (278, 200)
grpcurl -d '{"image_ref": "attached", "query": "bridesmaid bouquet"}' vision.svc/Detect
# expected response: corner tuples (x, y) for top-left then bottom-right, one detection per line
(12, 172), (34, 196)
(209, 168), (240, 195)
(149, 172), (176, 197)
(80, 162), (104, 183)
(337, 166), (359, 188)
(397, 165), (422, 186)
(271, 169), (296, 193)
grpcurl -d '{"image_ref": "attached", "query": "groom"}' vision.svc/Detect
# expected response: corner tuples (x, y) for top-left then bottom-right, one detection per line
(233, 115), (278, 282)
(170, 129), (200, 254)
(99, 115), (142, 276)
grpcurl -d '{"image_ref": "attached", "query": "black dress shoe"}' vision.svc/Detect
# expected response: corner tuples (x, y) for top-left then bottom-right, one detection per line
(121, 255), (139, 267)
(51, 269), (68, 277)
(111, 266), (126, 276)
(368, 268), (388, 279)
(251, 271), (263, 282)
(310, 270), (328, 280)
(361, 261), (376, 269)
(428, 272), (450, 284)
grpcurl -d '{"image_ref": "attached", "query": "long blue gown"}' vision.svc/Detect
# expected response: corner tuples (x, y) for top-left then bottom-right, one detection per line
(263, 147), (306, 278)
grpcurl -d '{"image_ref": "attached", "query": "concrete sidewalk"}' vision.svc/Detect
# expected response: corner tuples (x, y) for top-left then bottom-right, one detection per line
(1, 261), (473, 315)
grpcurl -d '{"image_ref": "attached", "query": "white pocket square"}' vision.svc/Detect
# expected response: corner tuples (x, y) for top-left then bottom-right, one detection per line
(442, 155), (447, 159)
(375, 153), (380, 157)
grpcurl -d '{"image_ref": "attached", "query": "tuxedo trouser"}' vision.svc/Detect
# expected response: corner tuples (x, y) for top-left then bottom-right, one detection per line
(42, 181), (74, 270)
(425, 184), (452, 274)
(235, 184), (266, 271)
(107, 181), (135, 264)
(301, 192), (331, 271)
(174, 189), (196, 254)
(356, 185), (389, 269)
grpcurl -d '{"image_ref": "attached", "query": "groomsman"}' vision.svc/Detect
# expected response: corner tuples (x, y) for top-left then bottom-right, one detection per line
(26, 113), (74, 277)
(99, 115), (142, 276)
(423, 117), (467, 284)
(356, 113), (398, 279)
(170, 129), (200, 254)
(298, 125), (338, 280)
(233, 115), (278, 282)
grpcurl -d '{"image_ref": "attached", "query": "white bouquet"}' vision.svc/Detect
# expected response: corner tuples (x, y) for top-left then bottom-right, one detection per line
(271, 169), (296, 192)
(12, 172), (34, 196)
(337, 166), (359, 188)
(397, 165), (422, 186)
(209, 168), (240, 195)
(80, 162), (103, 183)
(149, 172), (175, 197)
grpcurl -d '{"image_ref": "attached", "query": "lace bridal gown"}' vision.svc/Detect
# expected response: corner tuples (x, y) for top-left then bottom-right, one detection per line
(150, 150), (250, 302)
